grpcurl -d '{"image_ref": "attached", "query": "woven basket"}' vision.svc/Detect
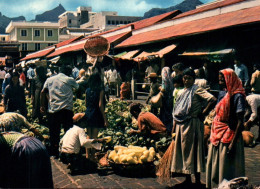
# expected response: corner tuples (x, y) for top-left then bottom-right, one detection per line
(84, 36), (110, 57)
(109, 160), (155, 177)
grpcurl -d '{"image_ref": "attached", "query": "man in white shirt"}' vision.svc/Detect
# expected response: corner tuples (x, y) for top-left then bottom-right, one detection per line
(59, 123), (104, 174)
(245, 94), (260, 142)
(40, 65), (79, 158)
(106, 66), (118, 95)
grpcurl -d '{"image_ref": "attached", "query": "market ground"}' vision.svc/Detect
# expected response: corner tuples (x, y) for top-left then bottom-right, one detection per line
(51, 96), (260, 189)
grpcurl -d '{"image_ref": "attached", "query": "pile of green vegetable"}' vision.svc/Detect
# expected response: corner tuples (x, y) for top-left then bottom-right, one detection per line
(26, 97), (172, 152)
(98, 100), (172, 152)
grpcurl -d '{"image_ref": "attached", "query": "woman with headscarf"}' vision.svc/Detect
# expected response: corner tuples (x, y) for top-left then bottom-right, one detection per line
(3, 72), (27, 117)
(159, 67), (174, 133)
(206, 69), (246, 188)
(171, 68), (216, 185)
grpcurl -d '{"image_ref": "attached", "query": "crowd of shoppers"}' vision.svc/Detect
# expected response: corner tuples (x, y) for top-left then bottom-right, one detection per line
(0, 55), (259, 188)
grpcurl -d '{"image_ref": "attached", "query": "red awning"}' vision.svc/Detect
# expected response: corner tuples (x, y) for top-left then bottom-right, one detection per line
(55, 36), (84, 48)
(47, 32), (131, 58)
(47, 41), (86, 58)
(116, 5), (260, 48)
(105, 32), (131, 45)
(21, 46), (55, 61)
(133, 44), (176, 61)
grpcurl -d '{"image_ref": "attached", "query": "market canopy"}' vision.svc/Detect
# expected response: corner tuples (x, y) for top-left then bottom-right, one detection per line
(49, 56), (60, 64)
(120, 50), (140, 60)
(20, 46), (55, 61)
(114, 50), (140, 60)
(179, 48), (234, 56)
(25, 58), (40, 65)
(133, 44), (177, 61)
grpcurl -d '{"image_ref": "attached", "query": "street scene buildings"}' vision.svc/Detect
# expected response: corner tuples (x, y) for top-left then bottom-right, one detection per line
(0, 0), (260, 188)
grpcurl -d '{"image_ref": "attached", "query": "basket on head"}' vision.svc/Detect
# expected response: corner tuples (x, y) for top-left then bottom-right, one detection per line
(84, 36), (110, 57)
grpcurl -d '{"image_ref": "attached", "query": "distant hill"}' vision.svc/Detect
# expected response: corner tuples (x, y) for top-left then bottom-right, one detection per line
(143, 0), (203, 18)
(34, 4), (66, 22)
(0, 12), (25, 34)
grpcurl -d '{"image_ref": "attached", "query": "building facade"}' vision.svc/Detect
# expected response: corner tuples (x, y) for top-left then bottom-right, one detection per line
(82, 11), (141, 31)
(59, 6), (92, 29)
(5, 21), (59, 56)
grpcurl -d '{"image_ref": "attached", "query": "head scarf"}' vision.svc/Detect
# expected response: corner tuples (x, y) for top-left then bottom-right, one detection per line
(210, 68), (245, 146)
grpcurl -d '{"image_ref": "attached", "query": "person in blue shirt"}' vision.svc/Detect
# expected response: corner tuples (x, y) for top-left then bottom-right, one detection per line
(27, 64), (36, 96)
(72, 65), (80, 79)
(234, 58), (249, 87)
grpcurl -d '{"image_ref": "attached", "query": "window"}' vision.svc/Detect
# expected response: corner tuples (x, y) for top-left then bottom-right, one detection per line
(48, 43), (53, 46)
(35, 43), (40, 51)
(34, 30), (40, 37)
(128, 21), (131, 23)
(21, 30), (27, 36)
(120, 21), (123, 24)
(1, 37), (5, 41)
(124, 21), (127, 24)
(69, 19), (72, 24)
(116, 21), (119, 25)
(107, 20), (111, 25)
(47, 30), (53, 37)
(22, 43), (27, 51)
(112, 21), (115, 25)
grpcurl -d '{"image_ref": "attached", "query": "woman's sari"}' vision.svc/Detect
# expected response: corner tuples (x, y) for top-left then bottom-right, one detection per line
(210, 68), (245, 146)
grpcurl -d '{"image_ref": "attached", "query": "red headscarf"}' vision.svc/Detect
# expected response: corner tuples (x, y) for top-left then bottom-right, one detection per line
(210, 68), (245, 146)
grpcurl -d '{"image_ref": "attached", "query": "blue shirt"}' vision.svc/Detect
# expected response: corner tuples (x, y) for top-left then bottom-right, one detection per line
(72, 67), (79, 79)
(43, 73), (79, 113)
(234, 64), (249, 85)
(27, 67), (35, 79)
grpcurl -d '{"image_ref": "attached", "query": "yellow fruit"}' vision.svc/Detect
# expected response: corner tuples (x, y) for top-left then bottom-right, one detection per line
(140, 155), (147, 163)
(104, 136), (112, 143)
(108, 150), (117, 160)
(114, 145), (127, 153)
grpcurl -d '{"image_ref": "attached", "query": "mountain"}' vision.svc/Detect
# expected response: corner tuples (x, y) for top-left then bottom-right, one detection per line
(143, 0), (203, 19)
(34, 4), (66, 22)
(0, 12), (25, 34)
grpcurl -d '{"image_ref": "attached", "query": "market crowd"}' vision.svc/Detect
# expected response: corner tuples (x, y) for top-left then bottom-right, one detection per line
(0, 55), (259, 188)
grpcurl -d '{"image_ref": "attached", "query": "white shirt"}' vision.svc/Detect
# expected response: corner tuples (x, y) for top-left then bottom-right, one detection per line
(246, 94), (260, 122)
(60, 125), (94, 154)
(107, 69), (117, 83)
(195, 79), (209, 90)
(0, 70), (6, 79)
(43, 73), (79, 113)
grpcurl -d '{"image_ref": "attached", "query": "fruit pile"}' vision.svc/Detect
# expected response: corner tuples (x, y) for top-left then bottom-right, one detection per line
(108, 145), (156, 164)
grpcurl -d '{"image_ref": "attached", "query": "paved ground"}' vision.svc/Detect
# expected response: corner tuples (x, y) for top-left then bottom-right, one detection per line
(51, 125), (260, 189)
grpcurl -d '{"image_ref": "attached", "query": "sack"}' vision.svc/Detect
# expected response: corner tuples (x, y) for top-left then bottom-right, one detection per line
(150, 91), (163, 108)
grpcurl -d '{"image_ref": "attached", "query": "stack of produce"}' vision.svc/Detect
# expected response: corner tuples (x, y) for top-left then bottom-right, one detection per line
(108, 145), (156, 164)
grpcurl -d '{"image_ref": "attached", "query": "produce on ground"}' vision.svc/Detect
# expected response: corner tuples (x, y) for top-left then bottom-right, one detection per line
(108, 145), (156, 164)
(26, 97), (172, 152)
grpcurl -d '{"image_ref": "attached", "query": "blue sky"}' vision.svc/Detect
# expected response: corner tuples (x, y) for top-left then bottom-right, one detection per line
(1, 0), (214, 20)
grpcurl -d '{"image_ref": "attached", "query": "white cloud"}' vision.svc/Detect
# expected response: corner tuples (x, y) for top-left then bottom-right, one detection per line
(85, 0), (160, 16)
